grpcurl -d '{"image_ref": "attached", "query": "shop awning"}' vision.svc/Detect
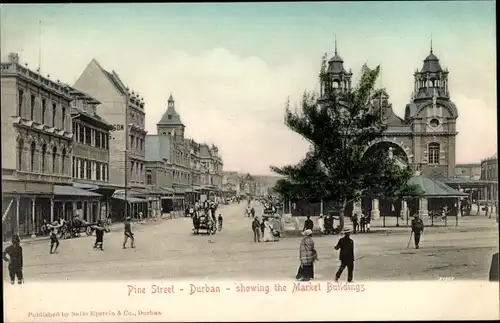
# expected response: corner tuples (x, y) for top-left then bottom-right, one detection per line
(72, 182), (100, 190)
(54, 185), (102, 197)
(160, 186), (175, 194)
(408, 175), (469, 198)
(112, 195), (147, 203)
(184, 187), (201, 193)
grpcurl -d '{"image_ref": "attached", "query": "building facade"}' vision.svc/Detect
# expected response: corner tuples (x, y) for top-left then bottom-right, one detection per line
(480, 153), (498, 204)
(1, 53), (73, 237)
(455, 163), (482, 180)
(146, 94), (224, 205)
(68, 86), (115, 222)
(73, 59), (149, 217)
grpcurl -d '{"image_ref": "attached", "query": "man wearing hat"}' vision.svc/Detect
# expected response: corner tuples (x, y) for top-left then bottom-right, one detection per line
(3, 234), (23, 284)
(123, 216), (136, 249)
(411, 214), (424, 249)
(334, 227), (355, 282)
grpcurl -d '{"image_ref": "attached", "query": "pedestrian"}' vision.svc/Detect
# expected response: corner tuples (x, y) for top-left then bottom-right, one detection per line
(3, 234), (23, 285)
(138, 212), (143, 223)
(324, 215), (332, 234)
(260, 217), (266, 236)
(411, 214), (424, 249)
(93, 220), (107, 251)
(318, 215), (325, 234)
(252, 217), (261, 242)
(365, 214), (371, 232)
(123, 216), (136, 249)
(360, 213), (366, 233)
(351, 213), (359, 234)
(335, 228), (355, 282)
(47, 221), (62, 254)
(303, 215), (314, 232)
(296, 229), (317, 281)
(217, 214), (223, 231)
(251, 207), (255, 218)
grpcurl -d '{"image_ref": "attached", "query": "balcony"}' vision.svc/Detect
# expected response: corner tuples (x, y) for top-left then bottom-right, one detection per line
(16, 171), (72, 184)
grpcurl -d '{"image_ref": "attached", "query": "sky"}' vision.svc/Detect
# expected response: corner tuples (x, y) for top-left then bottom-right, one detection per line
(1, 2), (497, 175)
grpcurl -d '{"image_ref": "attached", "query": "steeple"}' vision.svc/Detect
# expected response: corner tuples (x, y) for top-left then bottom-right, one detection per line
(319, 36), (353, 98)
(158, 93), (183, 127)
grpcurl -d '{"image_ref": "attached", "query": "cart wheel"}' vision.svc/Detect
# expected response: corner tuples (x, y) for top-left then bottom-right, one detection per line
(86, 227), (93, 236)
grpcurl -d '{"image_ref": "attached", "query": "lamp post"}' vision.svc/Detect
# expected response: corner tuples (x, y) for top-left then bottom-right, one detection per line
(124, 123), (134, 220)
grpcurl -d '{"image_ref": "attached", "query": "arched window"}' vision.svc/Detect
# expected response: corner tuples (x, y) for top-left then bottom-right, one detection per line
(18, 89), (24, 116)
(17, 139), (24, 170)
(41, 144), (47, 173)
(428, 143), (440, 164)
(42, 99), (47, 124)
(61, 107), (66, 130)
(52, 147), (57, 173)
(61, 148), (67, 175)
(30, 95), (36, 121)
(332, 80), (340, 89)
(52, 103), (57, 128)
(30, 142), (36, 172)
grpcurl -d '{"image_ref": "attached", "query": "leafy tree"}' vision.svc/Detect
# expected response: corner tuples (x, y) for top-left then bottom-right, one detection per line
(271, 64), (423, 230)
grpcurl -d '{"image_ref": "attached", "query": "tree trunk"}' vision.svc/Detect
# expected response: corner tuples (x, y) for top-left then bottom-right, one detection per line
(338, 200), (346, 232)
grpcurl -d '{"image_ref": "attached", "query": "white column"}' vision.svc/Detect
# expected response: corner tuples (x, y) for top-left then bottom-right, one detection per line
(371, 199), (380, 220)
(62, 202), (66, 221)
(31, 197), (36, 238)
(401, 200), (408, 220)
(320, 199), (324, 216)
(50, 198), (54, 223)
(419, 197), (428, 217)
(16, 196), (20, 235)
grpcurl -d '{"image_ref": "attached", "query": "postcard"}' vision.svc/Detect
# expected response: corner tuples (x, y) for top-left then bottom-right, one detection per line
(1, 2), (498, 322)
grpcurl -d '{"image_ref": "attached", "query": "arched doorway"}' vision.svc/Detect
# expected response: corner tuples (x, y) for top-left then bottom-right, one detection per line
(362, 141), (410, 218)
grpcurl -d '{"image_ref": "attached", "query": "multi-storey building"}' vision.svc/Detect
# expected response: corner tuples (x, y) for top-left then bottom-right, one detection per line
(455, 163), (482, 180)
(146, 94), (224, 205)
(480, 153), (498, 205)
(1, 53), (75, 237)
(68, 86), (115, 221)
(73, 59), (149, 217)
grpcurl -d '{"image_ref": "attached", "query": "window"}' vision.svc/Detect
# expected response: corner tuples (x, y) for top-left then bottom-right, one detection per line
(79, 125), (84, 144)
(61, 148), (67, 174)
(147, 170), (152, 185)
(85, 127), (91, 145)
(428, 143), (440, 164)
(41, 99), (47, 124)
(86, 159), (91, 179)
(168, 114), (172, 120)
(96, 162), (101, 180)
(30, 95), (36, 120)
(95, 130), (101, 148)
(80, 159), (85, 178)
(72, 157), (76, 178)
(52, 103), (57, 128)
(61, 107), (66, 130)
(18, 89), (24, 116)
(41, 144), (47, 173)
(101, 133), (107, 149)
(30, 142), (36, 172)
(104, 164), (108, 181)
(52, 147), (57, 173)
(17, 139), (24, 170)
(130, 135), (134, 149)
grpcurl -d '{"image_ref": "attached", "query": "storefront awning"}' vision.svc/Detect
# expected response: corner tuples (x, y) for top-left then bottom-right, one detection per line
(184, 187), (201, 193)
(54, 185), (102, 197)
(160, 186), (175, 194)
(72, 182), (100, 190)
(408, 175), (469, 198)
(112, 195), (147, 203)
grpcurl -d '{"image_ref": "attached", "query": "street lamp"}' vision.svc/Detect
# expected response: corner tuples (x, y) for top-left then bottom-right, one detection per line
(124, 123), (134, 220)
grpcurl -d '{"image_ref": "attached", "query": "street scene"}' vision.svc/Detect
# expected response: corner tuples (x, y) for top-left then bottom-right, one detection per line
(1, 2), (498, 289)
(4, 200), (497, 281)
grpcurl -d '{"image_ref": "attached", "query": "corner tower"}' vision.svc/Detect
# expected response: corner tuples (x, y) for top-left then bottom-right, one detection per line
(157, 94), (185, 143)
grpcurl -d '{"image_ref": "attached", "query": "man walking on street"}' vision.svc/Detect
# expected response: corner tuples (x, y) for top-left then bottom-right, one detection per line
(123, 216), (136, 249)
(335, 228), (355, 282)
(303, 215), (314, 232)
(252, 217), (261, 242)
(411, 214), (424, 249)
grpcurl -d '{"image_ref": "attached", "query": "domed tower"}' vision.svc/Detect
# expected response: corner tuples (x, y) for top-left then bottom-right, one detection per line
(319, 37), (353, 99)
(404, 42), (459, 178)
(157, 94), (185, 143)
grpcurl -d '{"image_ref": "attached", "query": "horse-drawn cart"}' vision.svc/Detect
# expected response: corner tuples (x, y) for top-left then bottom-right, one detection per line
(192, 213), (217, 235)
(61, 218), (98, 239)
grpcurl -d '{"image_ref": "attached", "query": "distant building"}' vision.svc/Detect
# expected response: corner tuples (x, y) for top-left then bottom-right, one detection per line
(480, 153), (498, 203)
(146, 94), (224, 206)
(455, 163), (481, 180)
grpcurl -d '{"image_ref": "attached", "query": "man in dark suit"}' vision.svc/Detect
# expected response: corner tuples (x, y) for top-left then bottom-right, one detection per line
(411, 215), (424, 249)
(335, 228), (355, 282)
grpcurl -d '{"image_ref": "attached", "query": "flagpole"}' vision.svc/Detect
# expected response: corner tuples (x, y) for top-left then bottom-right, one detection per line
(38, 20), (42, 73)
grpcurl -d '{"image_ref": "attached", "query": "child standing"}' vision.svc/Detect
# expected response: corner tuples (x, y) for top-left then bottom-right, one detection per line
(3, 234), (23, 285)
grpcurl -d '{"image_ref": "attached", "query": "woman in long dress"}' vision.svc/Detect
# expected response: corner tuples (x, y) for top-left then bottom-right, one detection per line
(262, 217), (274, 242)
(297, 229), (317, 281)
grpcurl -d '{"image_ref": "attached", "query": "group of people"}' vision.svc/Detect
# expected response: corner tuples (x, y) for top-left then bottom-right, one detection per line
(251, 215), (282, 242)
(349, 213), (372, 234)
(296, 227), (356, 282)
(190, 200), (224, 233)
